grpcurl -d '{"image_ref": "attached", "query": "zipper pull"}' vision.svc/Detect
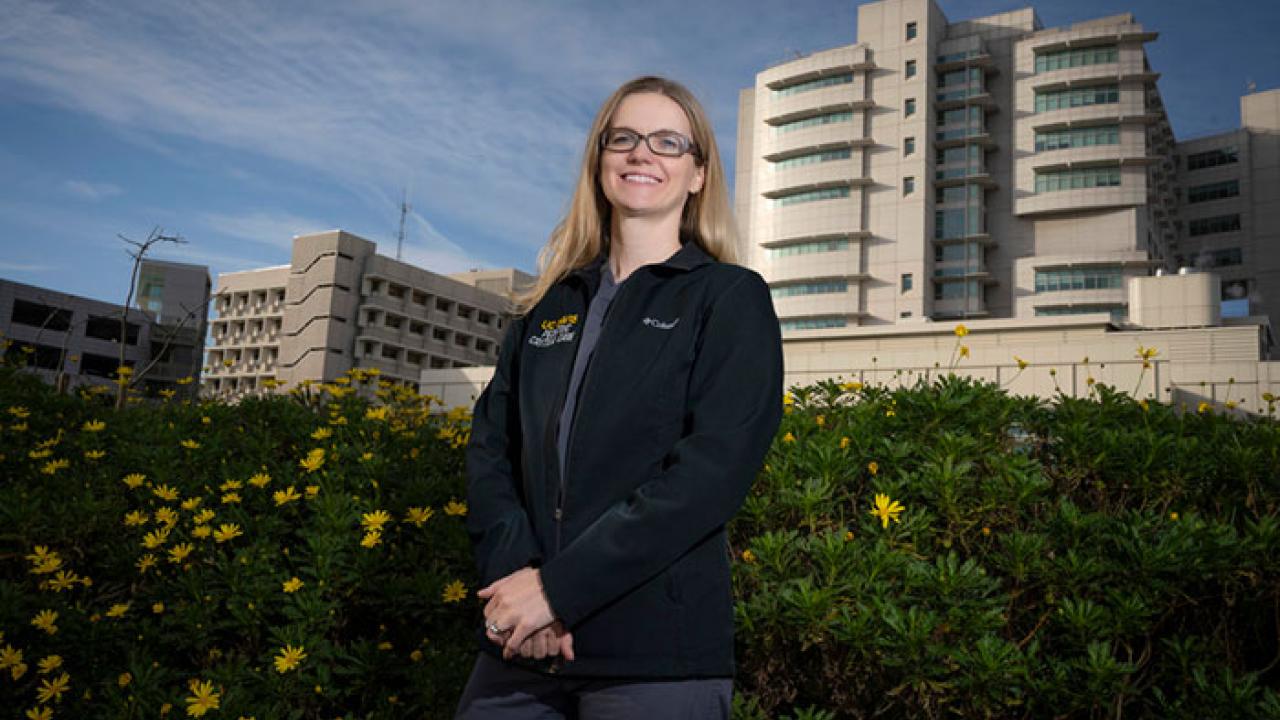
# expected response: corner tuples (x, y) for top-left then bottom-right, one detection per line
(554, 508), (563, 521)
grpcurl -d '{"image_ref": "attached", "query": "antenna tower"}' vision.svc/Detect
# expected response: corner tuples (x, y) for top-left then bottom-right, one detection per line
(396, 188), (410, 261)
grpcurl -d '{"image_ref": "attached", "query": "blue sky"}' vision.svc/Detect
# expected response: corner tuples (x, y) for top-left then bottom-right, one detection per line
(2, 0), (1277, 309)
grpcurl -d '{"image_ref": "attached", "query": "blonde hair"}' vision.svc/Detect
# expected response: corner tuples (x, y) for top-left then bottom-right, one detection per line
(514, 76), (736, 314)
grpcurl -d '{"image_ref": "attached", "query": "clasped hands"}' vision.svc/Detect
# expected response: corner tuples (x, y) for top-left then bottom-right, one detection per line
(478, 566), (575, 662)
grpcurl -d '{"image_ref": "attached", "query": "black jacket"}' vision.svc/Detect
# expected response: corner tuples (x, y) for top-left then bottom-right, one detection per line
(465, 238), (783, 678)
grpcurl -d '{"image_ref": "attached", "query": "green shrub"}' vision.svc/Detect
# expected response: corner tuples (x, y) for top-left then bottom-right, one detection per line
(2, 347), (1278, 719)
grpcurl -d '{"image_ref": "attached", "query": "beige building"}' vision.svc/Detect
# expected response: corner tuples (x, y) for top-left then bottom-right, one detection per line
(736, 0), (1187, 333)
(1171, 89), (1280, 333)
(2, 259), (210, 397)
(202, 230), (530, 399)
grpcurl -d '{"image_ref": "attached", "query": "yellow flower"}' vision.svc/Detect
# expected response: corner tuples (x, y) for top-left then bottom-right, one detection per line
(405, 506), (434, 526)
(36, 672), (71, 704)
(181, 497), (203, 511)
(1170, 512), (1179, 521)
(981, 526), (992, 536)
(885, 409), (896, 417)
(193, 508), (216, 525)
(274, 486), (302, 506)
(282, 577), (304, 593)
(153, 602), (165, 614)
(0, 644), (24, 669)
(409, 649), (423, 663)
(154, 507), (179, 527)
(839, 436), (851, 449)
(954, 324), (969, 338)
(221, 492), (242, 505)
(248, 472), (271, 488)
(1014, 355), (1028, 370)
(181, 439), (200, 450)
(299, 449), (325, 473)
(26, 706), (52, 720)
(839, 381), (863, 392)
(28, 448), (53, 460)
(185, 678), (221, 717)
(106, 603), (129, 618)
(1087, 376), (1096, 386)
(870, 493), (905, 529)
(153, 484), (180, 502)
(122, 472), (146, 489)
(161, 703), (172, 715)
(83, 448), (107, 460)
(868, 461), (879, 476)
(378, 641), (393, 651)
(1139, 399), (1150, 412)
(741, 549), (756, 563)
(360, 530), (383, 548)
(1226, 401), (1237, 410)
(1197, 401), (1212, 414)
(444, 500), (467, 517)
(815, 414), (825, 427)
(168, 543), (194, 564)
(442, 580), (467, 603)
(361, 510), (392, 532)
(118, 672), (132, 688)
(365, 406), (390, 421)
(274, 645), (307, 673)
(47, 569), (80, 592)
(177, 375), (194, 385)
(311, 427), (332, 440)
(136, 554), (158, 573)
(40, 459), (70, 475)
(304, 485), (320, 499)
(124, 510), (148, 527)
(83, 419), (106, 432)
(844, 530), (854, 542)
(959, 345), (970, 358)
(219, 479), (243, 491)
(37, 655), (62, 674)
(8, 405), (31, 418)
(782, 432), (796, 444)
(142, 527), (171, 549)
(192, 525), (212, 539)
(359, 451), (374, 462)
(213, 523), (243, 543)
(31, 609), (58, 635)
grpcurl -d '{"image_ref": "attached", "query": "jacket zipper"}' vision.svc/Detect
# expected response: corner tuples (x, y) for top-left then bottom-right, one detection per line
(553, 272), (634, 554)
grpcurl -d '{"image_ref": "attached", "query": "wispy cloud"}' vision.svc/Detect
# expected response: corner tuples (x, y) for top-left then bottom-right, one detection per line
(62, 179), (123, 201)
(199, 211), (333, 250)
(0, 261), (54, 273)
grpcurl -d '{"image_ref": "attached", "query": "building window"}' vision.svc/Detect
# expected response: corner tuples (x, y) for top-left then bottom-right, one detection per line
(1035, 125), (1120, 151)
(774, 111), (854, 134)
(1186, 179), (1240, 204)
(900, 311), (913, 318)
(904, 137), (915, 156)
(1034, 267), (1125, 292)
(85, 315), (141, 345)
(10, 299), (72, 331)
(1187, 214), (1241, 236)
(1186, 146), (1239, 171)
(1034, 166), (1121, 193)
(901, 273), (913, 292)
(905, 21), (917, 40)
(1034, 85), (1119, 113)
(1034, 45), (1118, 73)
(933, 281), (981, 300)
(772, 73), (854, 99)
(1221, 278), (1251, 317)
(771, 148), (852, 171)
(780, 316), (847, 331)
(903, 177), (915, 195)
(905, 98), (916, 116)
(905, 60), (917, 79)
(770, 186), (852, 207)
(1035, 305), (1127, 322)
(770, 280), (849, 298)
(768, 239), (852, 258)
(1198, 247), (1243, 268)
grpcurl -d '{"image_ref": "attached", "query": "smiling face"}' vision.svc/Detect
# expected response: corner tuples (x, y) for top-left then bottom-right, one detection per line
(598, 92), (706, 223)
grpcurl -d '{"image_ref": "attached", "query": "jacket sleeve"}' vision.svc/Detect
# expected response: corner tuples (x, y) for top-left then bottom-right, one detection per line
(538, 271), (783, 627)
(465, 314), (543, 586)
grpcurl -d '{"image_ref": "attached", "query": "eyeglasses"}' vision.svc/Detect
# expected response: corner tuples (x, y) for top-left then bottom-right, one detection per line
(600, 128), (701, 160)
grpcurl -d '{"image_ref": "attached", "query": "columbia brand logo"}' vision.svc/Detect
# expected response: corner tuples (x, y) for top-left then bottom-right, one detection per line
(642, 317), (679, 330)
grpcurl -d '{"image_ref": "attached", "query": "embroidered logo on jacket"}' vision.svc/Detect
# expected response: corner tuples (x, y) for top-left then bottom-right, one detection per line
(528, 314), (579, 348)
(642, 316), (679, 330)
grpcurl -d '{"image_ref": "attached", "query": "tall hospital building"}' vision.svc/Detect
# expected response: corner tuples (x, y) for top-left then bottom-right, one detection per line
(735, 0), (1279, 339)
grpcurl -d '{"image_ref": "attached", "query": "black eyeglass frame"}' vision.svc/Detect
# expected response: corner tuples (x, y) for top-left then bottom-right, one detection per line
(599, 128), (703, 162)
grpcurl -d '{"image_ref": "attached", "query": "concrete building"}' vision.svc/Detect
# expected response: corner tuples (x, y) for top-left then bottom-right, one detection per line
(202, 230), (527, 400)
(1171, 89), (1280, 331)
(1, 259), (211, 397)
(737, 0), (1202, 333)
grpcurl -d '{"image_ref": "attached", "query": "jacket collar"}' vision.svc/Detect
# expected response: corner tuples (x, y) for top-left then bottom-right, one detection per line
(568, 232), (714, 282)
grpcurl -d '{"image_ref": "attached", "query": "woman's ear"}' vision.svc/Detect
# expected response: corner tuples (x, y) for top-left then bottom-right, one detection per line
(689, 165), (706, 195)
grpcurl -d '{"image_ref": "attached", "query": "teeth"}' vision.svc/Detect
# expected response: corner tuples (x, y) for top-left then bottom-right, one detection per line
(623, 174), (659, 184)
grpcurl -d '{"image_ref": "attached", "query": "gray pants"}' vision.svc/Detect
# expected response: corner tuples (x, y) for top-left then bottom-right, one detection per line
(454, 652), (733, 720)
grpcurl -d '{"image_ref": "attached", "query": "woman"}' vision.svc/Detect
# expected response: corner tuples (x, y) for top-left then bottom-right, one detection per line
(457, 76), (783, 718)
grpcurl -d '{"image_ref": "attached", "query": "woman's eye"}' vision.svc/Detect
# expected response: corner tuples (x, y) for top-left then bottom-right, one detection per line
(607, 130), (637, 147)
(654, 134), (685, 153)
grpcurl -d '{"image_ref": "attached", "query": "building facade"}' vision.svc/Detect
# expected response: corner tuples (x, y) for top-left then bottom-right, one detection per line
(1171, 90), (1280, 328)
(1, 259), (210, 397)
(202, 230), (529, 399)
(735, 0), (1278, 337)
